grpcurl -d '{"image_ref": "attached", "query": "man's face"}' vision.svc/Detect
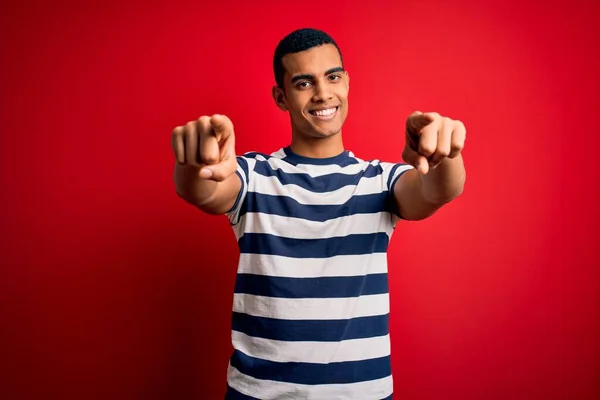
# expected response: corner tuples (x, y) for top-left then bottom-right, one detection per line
(273, 44), (349, 138)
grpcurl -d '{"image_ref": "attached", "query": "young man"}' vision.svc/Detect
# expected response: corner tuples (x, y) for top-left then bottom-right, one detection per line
(171, 28), (466, 400)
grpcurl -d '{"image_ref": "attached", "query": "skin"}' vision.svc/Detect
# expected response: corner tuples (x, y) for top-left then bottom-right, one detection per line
(271, 44), (349, 158)
(171, 43), (466, 220)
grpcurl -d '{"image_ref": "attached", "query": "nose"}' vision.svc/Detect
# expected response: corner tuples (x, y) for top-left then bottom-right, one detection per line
(312, 81), (333, 102)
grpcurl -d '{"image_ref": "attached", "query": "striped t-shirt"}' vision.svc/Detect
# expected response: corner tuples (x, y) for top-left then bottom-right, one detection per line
(223, 146), (413, 400)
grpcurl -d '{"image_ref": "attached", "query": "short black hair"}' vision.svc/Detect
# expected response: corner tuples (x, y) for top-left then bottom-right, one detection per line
(273, 28), (343, 88)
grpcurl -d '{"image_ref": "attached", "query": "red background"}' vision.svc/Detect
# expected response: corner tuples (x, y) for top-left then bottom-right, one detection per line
(1, 0), (599, 399)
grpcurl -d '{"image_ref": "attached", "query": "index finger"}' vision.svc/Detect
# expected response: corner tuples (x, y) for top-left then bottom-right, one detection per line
(210, 114), (234, 141)
(406, 111), (435, 134)
(418, 119), (439, 158)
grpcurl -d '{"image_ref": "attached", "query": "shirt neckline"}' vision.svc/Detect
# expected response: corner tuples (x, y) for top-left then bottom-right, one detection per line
(282, 146), (351, 166)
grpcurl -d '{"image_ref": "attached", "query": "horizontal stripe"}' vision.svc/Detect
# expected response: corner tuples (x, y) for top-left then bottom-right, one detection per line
(251, 173), (391, 205)
(231, 312), (389, 342)
(243, 191), (391, 222)
(238, 232), (389, 258)
(253, 152), (380, 177)
(240, 212), (394, 239)
(236, 253), (389, 278)
(231, 349), (391, 385)
(227, 365), (393, 399)
(233, 293), (389, 320)
(232, 331), (391, 363)
(252, 161), (384, 192)
(225, 385), (259, 400)
(243, 151), (273, 160)
(234, 272), (388, 298)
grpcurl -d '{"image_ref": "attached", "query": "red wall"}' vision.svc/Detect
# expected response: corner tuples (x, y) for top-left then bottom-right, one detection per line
(1, 0), (599, 399)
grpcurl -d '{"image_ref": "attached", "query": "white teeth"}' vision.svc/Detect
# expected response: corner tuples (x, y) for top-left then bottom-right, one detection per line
(314, 108), (336, 116)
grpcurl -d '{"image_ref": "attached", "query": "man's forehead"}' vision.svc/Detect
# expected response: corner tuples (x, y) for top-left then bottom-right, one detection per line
(282, 44), (342, 75)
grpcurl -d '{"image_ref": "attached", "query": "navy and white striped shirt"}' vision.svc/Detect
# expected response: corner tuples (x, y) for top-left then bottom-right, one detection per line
(224, 146), (413, 400)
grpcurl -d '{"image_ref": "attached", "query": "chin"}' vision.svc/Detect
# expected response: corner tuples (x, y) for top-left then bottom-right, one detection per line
(308, 118), (345, 138)
(309, 126), (341, 138)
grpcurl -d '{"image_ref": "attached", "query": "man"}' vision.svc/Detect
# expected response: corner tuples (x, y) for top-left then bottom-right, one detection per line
(171, 28), (466, 400)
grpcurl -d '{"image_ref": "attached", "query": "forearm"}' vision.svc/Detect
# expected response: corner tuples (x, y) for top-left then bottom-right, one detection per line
(420, 154), (466, 204)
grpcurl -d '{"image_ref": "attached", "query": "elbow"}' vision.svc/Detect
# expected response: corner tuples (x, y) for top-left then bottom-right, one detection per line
(424, 188), (463, 206)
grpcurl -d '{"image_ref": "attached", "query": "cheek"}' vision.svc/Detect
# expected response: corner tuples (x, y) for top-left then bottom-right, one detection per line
(289, 99), (308, 115)
(337, 89), (349, 102)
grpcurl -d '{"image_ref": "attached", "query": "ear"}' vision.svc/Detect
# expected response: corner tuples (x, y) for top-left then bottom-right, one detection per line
(272, 86), (288, 111)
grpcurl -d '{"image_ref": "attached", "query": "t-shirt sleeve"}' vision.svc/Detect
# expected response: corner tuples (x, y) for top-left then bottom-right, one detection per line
(225, 155), (257, 226)
(381, 161), (414, 219)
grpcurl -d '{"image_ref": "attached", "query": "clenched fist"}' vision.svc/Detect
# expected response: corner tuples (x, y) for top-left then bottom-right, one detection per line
(171, 114), (237, 181)
(403, 111), (466, 175)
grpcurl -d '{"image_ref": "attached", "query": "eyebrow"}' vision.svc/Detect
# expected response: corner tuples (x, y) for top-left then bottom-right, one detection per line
(291, 67), (344, 84)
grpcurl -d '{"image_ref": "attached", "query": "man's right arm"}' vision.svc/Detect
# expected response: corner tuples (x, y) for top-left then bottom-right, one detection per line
(173, 164), (241, 214)
(172, 114), (241, 215)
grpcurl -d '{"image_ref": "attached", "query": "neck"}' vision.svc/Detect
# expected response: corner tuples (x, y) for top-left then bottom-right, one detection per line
(289, 129), (345, 159)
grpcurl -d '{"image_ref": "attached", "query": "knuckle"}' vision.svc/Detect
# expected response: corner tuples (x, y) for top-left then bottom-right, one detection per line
(419, 145), (435, 156)
(196, 116), (211, 132)
(184, 120), (196, 133)
(437, 147), (450, 157)
(172, 126), (183, 136)
(451, 137), (465, 150)
(213, 114), (234, 129)
(202, 155), (218, 164)
(201, 149), (219, 164)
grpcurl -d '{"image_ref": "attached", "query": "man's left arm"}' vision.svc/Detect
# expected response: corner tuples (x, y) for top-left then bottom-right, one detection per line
(393, 111), (467, 221)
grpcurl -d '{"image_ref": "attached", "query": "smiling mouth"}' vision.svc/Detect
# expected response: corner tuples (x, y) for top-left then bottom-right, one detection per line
(309, 106), (339, 120)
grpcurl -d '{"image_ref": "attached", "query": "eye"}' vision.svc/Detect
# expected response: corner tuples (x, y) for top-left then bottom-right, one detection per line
(329, 74), (341, 81)
(296, 81), (312, 89)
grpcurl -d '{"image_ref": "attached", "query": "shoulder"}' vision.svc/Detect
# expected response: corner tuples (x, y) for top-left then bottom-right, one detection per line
(237, 147), (286, 162)
(234, 148), (290, 181)
(347, 152), (405, 176)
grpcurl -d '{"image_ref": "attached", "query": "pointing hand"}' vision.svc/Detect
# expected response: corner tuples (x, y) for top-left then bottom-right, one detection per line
(171, 114), (237, 182)
(403, 111), (466, 175)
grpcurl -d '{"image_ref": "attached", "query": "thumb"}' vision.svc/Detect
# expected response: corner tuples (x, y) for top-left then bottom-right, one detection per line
(200, 155), (237, 182)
